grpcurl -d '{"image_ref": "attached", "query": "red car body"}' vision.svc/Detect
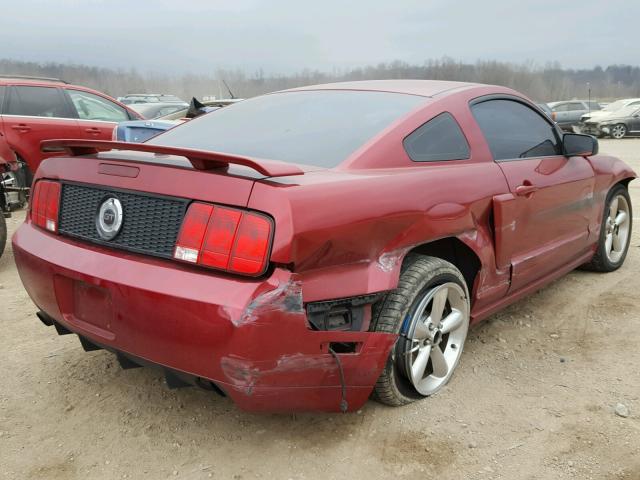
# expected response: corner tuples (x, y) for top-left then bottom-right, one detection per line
(0, 76), (142, 177)
(12, 80), (635, 412)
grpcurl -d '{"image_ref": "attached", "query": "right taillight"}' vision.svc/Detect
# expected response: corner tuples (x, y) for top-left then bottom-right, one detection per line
(174, 202), (273, 276)
(30, 180), (61, 233)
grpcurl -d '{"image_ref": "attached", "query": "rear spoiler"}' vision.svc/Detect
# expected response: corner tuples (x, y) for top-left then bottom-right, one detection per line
(40, 139), (304, 177)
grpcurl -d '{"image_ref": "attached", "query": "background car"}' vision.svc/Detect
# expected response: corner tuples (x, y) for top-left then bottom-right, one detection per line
(0, 75), (142, 185)
(159, 98), (242, 120)
(113, 119), (181, 143)
(579, 97), (640, 126)
(129, 102), (189, 119)
(582, 105), (640, 138)
(536, 103), (553, 119)
(547, 99), (601, 131)
(118, 93), (185, 105)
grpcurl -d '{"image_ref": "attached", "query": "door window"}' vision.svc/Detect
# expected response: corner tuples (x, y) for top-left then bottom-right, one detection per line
(6, 86), (71, 118)
(67, 90), (129, 122)
(567, 102), (586, 111)
(404, 112), (470, 162)
(471, 99), (561, 161)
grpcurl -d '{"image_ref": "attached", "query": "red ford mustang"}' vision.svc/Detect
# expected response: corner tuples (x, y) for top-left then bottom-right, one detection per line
(12, 80), (635, 412)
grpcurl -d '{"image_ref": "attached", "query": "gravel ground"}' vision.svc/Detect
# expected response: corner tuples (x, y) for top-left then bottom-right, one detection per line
(1, 139), (639, 480)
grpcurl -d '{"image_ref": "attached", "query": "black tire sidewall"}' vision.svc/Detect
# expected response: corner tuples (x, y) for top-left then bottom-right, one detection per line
(0, 214), (6, 259)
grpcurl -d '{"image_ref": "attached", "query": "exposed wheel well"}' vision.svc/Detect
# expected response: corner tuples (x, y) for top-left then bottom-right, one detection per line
(618, 177), (634, 189)
(404, 237), (481, 299)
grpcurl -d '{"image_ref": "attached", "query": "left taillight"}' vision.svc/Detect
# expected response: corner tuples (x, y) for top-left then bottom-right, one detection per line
(174, 202), (273, 276)
(30, 180), (61, 233)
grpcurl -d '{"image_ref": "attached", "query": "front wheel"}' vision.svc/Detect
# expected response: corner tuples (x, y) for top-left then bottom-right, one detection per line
(610, 124), (627, 139)
(583, 184), (632, 272)
(371, 255), (470, 406)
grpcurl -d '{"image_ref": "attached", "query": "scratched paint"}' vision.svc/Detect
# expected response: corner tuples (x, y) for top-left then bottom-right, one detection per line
(376, 248), (410, 273)
(220, 353), (335, 394)
(235, 278), (304, 327)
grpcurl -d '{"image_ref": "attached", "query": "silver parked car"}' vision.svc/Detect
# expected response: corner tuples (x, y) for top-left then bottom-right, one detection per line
(547, 100), (601, 131)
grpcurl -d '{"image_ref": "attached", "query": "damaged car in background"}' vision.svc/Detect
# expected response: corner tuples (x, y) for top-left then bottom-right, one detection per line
(13, 80), (634, 412)
(580, 105), (640, 139)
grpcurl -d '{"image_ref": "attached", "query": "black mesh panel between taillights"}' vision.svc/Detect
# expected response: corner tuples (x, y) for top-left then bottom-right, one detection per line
(57, 183), (189, 259)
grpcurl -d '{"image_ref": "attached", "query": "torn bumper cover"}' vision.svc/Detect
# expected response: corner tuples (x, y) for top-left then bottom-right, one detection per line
(12, 224), (396, 412)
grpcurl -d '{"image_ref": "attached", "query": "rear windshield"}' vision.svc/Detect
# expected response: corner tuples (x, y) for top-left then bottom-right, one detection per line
(149, 90), (425, 168)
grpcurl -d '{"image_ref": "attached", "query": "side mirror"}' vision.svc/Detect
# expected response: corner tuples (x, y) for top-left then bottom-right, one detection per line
(563, 133), (598, 157)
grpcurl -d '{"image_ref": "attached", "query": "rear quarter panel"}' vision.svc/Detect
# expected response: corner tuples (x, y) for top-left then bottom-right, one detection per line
(248, 83), (516, 306)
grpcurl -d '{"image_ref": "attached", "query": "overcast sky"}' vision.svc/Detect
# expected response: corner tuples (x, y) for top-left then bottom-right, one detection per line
(2, 0), (638, 74)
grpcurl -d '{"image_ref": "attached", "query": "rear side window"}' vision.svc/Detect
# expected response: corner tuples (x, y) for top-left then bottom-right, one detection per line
(471, 99), (561, 161)
(149, 90), (425, 168)
(587, 102), (601, 110)
(67, 90), (129, 122)
(404, 112), (470, 162)
(6, 86), (71, 118)
(568, 102), (585, 111)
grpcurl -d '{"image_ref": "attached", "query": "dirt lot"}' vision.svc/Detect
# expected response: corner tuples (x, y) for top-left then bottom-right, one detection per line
(1, 139), (639, 480)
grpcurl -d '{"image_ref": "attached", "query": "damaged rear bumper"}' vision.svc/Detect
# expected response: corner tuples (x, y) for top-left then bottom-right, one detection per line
(13, 223), (396, 412)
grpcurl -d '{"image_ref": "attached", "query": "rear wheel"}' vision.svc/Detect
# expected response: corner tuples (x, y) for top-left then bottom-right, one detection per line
(610, 124), (627, 139)
(583, 184), (632, 272)
(372, 255), (470, 406)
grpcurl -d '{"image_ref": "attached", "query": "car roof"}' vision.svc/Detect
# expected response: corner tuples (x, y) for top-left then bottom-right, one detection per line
(279, 79), (483, 98)
(0, 75), (68, 86)
(132, 102), (189, 109)
(548, 100), (590, 106)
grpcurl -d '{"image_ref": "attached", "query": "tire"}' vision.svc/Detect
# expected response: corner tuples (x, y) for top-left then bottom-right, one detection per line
(371, 255), (470, 406)
(583, 184), (632, 272)
(610, 124), (627, 139)
(0, 214), (6, 259)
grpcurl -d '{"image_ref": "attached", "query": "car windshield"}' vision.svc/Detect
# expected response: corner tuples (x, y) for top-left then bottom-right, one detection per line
(603, 100), (628, 111)
(149, 90), (425, 168)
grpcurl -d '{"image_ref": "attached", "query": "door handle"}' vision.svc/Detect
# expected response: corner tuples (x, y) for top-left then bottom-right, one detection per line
(11, 124), (31, 133)
(84, 127), (101, 134)
(515, 184), (539, 196)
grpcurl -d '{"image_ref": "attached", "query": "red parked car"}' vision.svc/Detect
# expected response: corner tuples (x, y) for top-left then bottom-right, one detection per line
(12, 80), (634, 412)
(0, 75), (142, 186)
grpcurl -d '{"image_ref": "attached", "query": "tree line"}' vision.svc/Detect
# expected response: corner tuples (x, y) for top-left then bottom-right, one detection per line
(1, 57), (639, 103)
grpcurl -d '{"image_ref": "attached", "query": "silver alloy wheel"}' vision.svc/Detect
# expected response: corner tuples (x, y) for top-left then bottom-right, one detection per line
(611, 124), (627, 139)
(403, 282), (469, 396)
(605, 193), (631, 263)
